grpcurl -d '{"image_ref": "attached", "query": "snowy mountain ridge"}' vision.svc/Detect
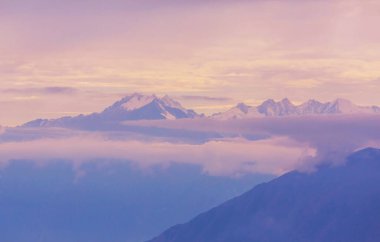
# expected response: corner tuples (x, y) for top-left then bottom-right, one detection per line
(22, 94), (380, 128)
(212, 98), (380, 120)
(23, 93), (201, 128)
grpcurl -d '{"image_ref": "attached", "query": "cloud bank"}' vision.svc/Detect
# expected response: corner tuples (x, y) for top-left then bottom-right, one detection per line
(1, 115), (379, 177)
(0, 134), (314, 176)
(125, 115), (380, 168)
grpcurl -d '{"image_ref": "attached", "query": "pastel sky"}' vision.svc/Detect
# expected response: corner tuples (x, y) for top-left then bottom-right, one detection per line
(1, 0), (380, 125)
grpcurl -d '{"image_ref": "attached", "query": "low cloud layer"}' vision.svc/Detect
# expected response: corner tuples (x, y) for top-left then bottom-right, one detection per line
(126, 115), (380, 167)
(0, 115), (379, 177)
(0, 134), (314, 176)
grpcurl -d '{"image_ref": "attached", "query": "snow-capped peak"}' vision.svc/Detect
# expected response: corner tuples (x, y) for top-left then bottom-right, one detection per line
(99, 93), (200, 120)
(211, 103), (261, 120)
(332, 98), (353, 106)
(235, 103), (251, 113)
(302, 99), (323, 106)
(212, 98), (380, 119)
(257, 98), (296, 116)
(160, 95), (184, 109)
(326, 98), (367, 114)
(260, 99), (276, 107)
(280, 98), (293, 106)
(120, 93), (157, 111)
(113, 93), (186, 112)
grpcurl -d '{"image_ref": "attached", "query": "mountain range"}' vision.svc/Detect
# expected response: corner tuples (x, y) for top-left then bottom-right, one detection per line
(148, 148), (380, 242)
(23, 93), (201, 129)
(212, 98), (380, 120)
(23, 94), (380, 128)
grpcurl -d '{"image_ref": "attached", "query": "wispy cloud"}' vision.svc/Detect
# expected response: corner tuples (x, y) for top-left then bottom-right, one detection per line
(2, 87), (78, 95)
(1, 0), (380, 124)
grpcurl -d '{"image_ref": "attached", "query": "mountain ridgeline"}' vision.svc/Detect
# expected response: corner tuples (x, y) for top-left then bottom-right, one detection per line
(23, 94), (380, 128)
(23, 93), (201, 129)
(148, 148), (380, 242)
(212, 98), (380, 120)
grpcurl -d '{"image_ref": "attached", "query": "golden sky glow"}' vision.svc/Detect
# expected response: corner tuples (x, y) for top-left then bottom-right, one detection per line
(1, 0), (380, 125)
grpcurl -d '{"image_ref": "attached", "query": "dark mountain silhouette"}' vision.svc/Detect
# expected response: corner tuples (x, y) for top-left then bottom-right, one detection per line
(148, 148), (380, 242)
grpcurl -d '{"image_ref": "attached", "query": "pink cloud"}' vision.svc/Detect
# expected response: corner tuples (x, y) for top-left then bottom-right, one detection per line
(0, 134), (315, 176)
(1, 115), (379, 176)
(125, 114), (380, 166)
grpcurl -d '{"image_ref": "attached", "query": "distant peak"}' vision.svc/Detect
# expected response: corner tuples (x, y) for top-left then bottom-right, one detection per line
(280, 98), (295, 106)
(115, 93), (157, 111)
(261, 99), (276, 106)
(101, 93), (198, 119)
(355, 147), (380, 154)
(129, 92), (143, 97)
(347, 147), (380, 164)
(160, 95), (183, 109)
(116, 93), (155, 103)
(260, 98), (295, 107)
(306, 99), (320, 104)
(132, 92), (157, 99)
(236, 103), (251, 113)
(161, 94), (176, 102)
(333, 98), (353, 105)
(236, 102), (249, 108)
